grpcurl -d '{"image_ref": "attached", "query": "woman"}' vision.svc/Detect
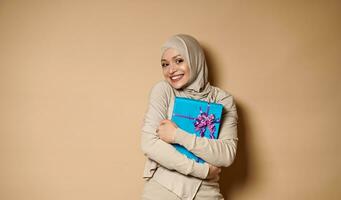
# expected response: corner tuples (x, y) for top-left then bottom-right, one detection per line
(141, 34), (238, 200)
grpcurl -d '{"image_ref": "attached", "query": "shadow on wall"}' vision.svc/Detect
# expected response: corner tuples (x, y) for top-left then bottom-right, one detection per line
(204, 47), (252, 199)
(220, 105), (250, 199)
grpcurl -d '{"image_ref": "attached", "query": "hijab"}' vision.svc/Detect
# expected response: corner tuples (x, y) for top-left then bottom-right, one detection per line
(161, 34), (213, 100)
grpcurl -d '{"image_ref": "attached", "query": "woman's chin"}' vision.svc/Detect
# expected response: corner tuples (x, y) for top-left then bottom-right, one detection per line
(168, 81), (184, 89)
(172, 85), (182, 89)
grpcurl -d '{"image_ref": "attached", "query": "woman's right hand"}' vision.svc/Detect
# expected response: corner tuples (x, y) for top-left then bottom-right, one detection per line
(206, 164), (221, 181)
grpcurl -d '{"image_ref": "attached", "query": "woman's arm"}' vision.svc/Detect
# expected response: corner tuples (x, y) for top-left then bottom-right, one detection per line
(173, 92), (238, 167)
(141, 81), (209, 179)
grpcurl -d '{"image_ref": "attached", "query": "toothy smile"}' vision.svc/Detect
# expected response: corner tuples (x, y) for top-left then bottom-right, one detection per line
(170, 74), (184, 81)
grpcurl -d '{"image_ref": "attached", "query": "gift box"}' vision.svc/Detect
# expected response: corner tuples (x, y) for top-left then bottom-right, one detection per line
(171, 97), (223, 163)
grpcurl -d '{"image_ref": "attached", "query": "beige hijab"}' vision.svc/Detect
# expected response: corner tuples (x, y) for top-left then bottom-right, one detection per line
(161, 34), (212, 100)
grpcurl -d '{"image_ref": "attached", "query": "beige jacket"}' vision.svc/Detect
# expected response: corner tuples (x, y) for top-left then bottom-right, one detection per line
(141, 80), (238, 200)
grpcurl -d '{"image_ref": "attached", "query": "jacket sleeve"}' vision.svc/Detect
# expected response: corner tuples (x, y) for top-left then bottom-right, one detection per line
(173, 91), (238, 167)
(140, 82), (209, 179)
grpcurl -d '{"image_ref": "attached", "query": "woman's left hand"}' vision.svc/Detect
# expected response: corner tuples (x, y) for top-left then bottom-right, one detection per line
(156, 119), (178, 143)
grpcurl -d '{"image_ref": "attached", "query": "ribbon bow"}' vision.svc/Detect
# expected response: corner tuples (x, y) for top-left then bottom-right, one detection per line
(194, 106), (220, 139)
(173, 103), (220, 139)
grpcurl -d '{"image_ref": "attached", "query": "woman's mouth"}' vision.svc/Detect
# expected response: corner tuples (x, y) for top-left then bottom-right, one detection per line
(170, 74), (184, 82)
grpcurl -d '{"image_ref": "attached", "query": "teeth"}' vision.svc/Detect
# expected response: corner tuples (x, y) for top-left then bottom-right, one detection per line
(171, 74), (183, 80)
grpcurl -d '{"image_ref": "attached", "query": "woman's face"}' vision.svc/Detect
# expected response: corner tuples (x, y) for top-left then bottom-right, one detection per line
(161, 48), (190, 89)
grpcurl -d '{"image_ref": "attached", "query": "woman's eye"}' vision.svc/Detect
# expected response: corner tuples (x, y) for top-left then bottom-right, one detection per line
(161, 63), (168, 67)
(176, 59), (184, 64)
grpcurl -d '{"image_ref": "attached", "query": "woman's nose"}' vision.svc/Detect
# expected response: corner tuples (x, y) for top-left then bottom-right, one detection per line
(169, 63), (176, 73)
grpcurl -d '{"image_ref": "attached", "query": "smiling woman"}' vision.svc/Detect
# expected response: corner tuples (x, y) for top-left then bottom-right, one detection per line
(161, 48), (190, 89)
(140, 34), (238, 200)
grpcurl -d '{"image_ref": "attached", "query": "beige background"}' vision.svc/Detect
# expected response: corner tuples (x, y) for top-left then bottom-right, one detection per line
(1, 0), (340, 200)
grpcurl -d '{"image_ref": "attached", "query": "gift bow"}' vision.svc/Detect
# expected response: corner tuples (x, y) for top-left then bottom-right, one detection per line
(173, 104), (220, 139)
(194, 107), (219, 138)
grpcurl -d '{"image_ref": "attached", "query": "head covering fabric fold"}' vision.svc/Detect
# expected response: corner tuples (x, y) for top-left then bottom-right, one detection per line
(161, 34), (212, 100)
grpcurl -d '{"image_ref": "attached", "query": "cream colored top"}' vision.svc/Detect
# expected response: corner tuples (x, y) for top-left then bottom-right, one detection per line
(141, 80), (238, 200)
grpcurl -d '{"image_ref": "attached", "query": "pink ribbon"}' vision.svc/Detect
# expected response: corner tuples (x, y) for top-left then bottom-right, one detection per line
(173, 104), (220, 139)
(194, 105), (220, 139)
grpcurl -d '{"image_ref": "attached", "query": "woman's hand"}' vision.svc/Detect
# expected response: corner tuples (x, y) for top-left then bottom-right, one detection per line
(206, 164), (221, 182)
(156, 119), (178, 143)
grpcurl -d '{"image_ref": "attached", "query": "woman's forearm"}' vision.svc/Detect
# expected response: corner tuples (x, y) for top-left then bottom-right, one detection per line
(173, 128), (237, 167)
(141, 130), (209, 179)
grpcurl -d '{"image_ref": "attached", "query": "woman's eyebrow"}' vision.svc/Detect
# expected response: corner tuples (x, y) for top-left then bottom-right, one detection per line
(161, 54), (182, 62)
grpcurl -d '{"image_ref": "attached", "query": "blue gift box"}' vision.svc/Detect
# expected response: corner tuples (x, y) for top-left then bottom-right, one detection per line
(171, 97), (223, 163)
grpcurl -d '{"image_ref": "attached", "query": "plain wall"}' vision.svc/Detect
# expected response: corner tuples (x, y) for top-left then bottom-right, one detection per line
(1, 0), (340, 199)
